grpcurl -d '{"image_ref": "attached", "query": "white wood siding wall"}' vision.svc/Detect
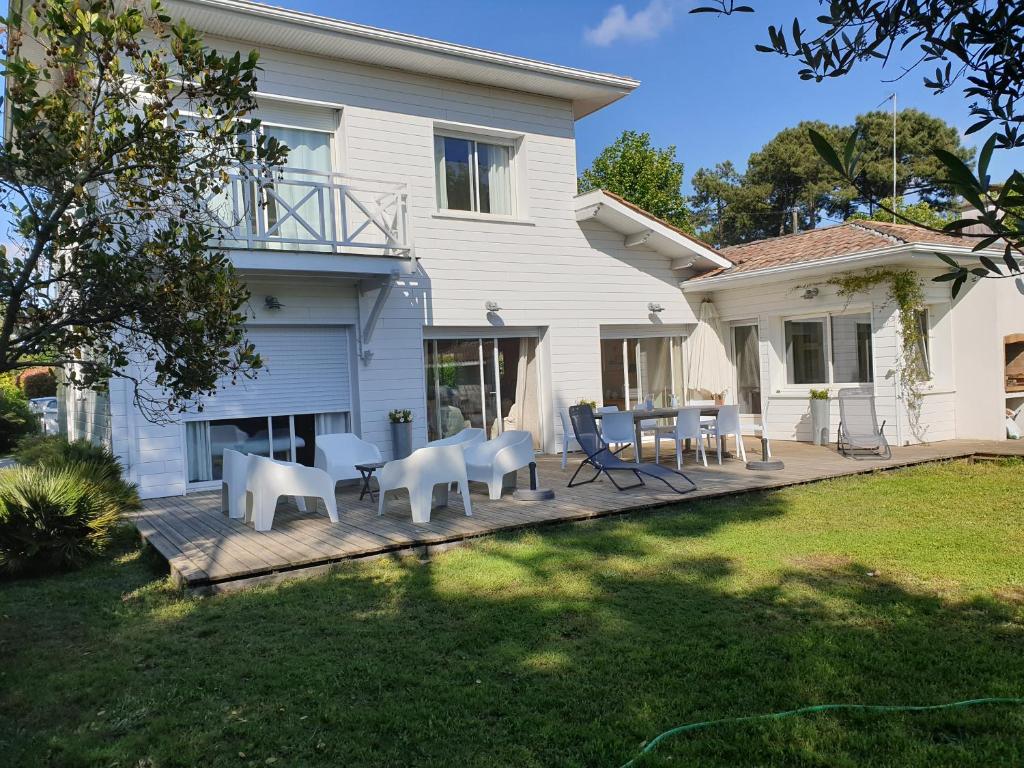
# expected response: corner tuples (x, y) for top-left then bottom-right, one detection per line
(701, 265), (964, 446)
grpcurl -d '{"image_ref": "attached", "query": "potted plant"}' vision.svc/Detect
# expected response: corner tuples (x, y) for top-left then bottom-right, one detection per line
(809, 388), (830, 445)
(389, 409), (414, 459)
(576, 398), (598, 410)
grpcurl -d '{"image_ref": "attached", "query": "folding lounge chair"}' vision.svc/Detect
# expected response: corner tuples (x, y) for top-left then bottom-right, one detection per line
(837, 388), (892, 460)
(566, 405), (696, 494)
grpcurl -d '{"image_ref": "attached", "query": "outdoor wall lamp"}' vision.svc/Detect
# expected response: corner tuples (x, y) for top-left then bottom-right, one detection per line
(802, 287), (820, 300)
(264, 295), (285, 311)
(485, 300), (502, 312)
(648, 302), (666, 313)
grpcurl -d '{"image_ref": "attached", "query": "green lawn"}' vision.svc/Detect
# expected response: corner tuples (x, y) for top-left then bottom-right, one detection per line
(3, 460), (1024, 767)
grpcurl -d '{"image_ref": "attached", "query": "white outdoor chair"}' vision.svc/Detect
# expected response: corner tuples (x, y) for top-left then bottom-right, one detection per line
(464, 430), (535, 500)
(247, 455), (339, 532)
(689, 398), (718, 441)
(222, 448), (255, 520)
(596, 405), (619, 442)
(428, 427), (485, 451)
(377, 444), (472, 524)
(705, 405), (747, 464)
(314, 433), (382, 487)
(601, 411), (639, 463)
(654, 407), (708, 469)
(558, 408), (575, 469)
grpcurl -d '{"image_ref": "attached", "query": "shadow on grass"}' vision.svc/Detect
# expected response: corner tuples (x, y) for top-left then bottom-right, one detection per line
(1, 488), (1023, 768)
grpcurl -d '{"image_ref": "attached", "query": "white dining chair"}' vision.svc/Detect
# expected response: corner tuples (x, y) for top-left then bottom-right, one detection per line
(558, 408), (574, 469)
(707, 405), (747, 464)
(596, 405), (620, 443)
(654, 407), (708, 469)
(600, 411), (639, 463)
(689, 399), (718, 448)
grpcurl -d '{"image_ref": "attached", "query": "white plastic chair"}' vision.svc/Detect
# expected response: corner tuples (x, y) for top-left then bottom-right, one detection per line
(601, 411), (639, 463)
(464, 430), (535, 500)
(654, 408), (708, 469)
(558, 408), (574, 469)
(427, 427), (485, 451)
(247, 455), (339, 532)
(706, 405), (747, 464)
(222, 448), (255, 520)
(377, 444), (472, 524)
(314, 433), (382, 487)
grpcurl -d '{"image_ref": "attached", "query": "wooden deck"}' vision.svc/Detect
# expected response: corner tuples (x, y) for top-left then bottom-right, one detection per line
(133, 439), (1024, 591)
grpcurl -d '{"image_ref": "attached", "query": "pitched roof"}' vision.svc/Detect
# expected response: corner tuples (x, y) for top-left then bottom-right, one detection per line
(598, 190), (730, 263)
(162, 0), (639, 118)
(688, 220), (970, 281)
(574, 189), (732, 270)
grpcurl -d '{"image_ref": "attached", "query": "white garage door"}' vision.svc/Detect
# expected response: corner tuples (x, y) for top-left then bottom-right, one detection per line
(195, 325), (352, 420)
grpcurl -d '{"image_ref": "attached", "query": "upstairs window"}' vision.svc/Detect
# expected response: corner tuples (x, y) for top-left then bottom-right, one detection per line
(434, 135), (512, 215)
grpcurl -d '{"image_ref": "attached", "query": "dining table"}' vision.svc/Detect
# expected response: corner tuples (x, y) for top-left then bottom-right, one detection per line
(593, 405), (723, 462)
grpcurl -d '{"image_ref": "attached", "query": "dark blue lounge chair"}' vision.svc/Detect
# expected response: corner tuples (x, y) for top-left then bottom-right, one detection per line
(566, 405), (696, 494)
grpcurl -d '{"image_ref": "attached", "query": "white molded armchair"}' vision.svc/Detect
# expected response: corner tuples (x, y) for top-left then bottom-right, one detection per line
(377, 444), (472, 524)
(222, 448), (255, 520)
(427, 427), (485, 451)
(314, 433), (382, 487)
(247, 455), (339, 532)
(464, 430), (535, 500)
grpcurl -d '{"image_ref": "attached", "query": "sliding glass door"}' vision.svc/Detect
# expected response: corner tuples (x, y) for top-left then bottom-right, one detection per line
(424, 336), (540, 446)
(732, 324), (762, 416)
(600, 335), (685, 410)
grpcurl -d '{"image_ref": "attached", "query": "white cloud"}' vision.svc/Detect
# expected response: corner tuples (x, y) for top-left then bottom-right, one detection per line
(584, 0), (675, 46)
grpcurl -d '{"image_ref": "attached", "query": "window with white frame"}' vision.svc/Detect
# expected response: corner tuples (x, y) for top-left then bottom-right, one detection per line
(784, 313), (874, 385)
(434, 134), (513, 215)
(185, 411), (349, 483)
(911, 308), (932, 379)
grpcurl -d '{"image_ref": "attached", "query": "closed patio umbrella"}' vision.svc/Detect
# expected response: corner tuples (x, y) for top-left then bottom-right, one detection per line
(685, 299), (731, 400)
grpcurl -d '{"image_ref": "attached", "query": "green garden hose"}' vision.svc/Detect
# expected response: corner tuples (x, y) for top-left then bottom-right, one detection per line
(618, 696), (1024, 767)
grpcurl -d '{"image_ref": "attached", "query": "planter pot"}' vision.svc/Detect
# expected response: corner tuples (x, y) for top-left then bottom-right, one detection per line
(810, 399), (829, 445)
(391, 421), (413, 460)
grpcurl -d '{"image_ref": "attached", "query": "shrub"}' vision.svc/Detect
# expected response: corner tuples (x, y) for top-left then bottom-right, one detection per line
(0, 461), (139, 575)
(13, 435), (137, 510)
(0, 379), (38, 454)
(16, 366), (57, 399)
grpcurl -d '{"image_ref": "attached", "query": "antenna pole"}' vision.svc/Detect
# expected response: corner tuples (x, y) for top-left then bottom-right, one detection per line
(892, 92), (897, 223)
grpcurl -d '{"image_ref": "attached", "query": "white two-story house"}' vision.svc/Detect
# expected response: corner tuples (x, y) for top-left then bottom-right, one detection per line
(53, 0), (1020, 499)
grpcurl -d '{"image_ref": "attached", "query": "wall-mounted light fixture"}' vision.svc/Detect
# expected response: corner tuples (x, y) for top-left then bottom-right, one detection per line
(647, 302), (666, 313)
(802, 287), (819, 300)
(264, 295), (285, 311)
(485, 300), (502, 313)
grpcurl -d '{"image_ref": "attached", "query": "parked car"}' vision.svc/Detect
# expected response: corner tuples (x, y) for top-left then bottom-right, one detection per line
(28, 397), (57, 414)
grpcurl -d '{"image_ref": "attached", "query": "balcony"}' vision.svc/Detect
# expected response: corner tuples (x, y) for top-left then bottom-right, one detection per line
(210, 167), (411, 259)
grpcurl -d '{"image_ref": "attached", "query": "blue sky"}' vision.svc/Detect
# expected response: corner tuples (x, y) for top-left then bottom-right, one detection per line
(278, 0), (1020, 191)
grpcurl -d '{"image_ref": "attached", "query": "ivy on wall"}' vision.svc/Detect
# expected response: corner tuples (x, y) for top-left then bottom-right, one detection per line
(818, 268), (929, 411)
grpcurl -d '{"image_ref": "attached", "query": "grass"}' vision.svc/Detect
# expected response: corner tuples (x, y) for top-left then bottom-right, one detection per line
(2, 459), (1024, 767)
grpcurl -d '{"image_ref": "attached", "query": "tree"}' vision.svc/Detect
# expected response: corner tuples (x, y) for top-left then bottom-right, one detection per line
(849, 197), (957, 230)
(690, 0), (1024, 293)
(579, 130), (693, 231)
(0, 0), (286, 420)
(743, 121), (855, 236)
(852, 109), (973, 213)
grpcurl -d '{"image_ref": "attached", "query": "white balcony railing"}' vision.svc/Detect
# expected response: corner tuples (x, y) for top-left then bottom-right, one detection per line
(210, 167), (411, 256)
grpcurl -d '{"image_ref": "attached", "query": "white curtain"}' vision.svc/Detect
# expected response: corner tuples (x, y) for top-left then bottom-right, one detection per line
(263, 126), (332, 243)
(480, 143), (511, 215)
(434, 136), (448, 209)
(685, 300), (732, 400)
(315, 412), (349, 436)
(185, 421), (212, 483)
(504, 338), (540, 447)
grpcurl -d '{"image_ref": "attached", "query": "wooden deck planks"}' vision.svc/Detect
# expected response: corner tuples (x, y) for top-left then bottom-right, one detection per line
(131, 439), (1024, 588)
